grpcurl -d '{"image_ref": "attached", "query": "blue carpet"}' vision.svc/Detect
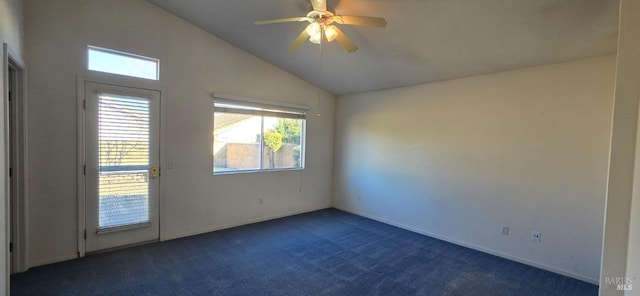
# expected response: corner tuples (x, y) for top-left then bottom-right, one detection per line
(11, 208), (598, 295)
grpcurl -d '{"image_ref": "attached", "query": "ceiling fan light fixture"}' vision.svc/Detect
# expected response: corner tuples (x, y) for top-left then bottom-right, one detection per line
(309, 33), (322, 44)
(305, 22), (321, 37)
(324, 25), (338, 42)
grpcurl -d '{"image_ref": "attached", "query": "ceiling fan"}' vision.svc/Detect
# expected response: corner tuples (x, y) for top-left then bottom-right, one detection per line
(255, 0), (387, 53)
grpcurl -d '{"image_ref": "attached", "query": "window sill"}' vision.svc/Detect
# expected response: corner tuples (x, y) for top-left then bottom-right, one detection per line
(213, 167), (305, 176)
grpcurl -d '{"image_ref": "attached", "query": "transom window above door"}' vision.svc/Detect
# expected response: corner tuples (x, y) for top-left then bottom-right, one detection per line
(87, 45), (159, 80)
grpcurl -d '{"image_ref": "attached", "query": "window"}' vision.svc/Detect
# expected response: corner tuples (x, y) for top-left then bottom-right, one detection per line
(213, 96), (307, 174)
(88, 45), (159, 80)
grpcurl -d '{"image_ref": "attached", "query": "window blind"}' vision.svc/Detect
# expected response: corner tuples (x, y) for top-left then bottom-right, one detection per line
(98, 93), (150, 228)
(213, 93), (308, 119)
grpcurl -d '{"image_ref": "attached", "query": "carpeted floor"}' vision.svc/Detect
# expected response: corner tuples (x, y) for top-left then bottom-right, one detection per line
(11, 208), (598, 295)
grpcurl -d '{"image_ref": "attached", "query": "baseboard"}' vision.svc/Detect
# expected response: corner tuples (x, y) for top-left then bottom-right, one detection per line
(164, 206), (332, 241)
(333, 205), (600, 285)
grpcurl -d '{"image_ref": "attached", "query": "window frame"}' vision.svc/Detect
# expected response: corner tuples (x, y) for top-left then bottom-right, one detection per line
(212, 93), (308, 175)
(87, 45), (160, 81)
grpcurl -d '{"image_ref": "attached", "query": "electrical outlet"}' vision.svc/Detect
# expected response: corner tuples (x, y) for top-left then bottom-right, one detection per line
(500, 225), (509, 236)
(531, 231), (541, 242)
(259, 198), (263, 205)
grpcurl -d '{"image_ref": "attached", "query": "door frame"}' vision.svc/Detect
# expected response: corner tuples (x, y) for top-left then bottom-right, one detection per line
(77, 75), (164, 257)
(3, 43), (29, 274)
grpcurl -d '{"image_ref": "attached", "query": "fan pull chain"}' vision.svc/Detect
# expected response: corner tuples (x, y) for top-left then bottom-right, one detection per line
(316, 29), (324, 116)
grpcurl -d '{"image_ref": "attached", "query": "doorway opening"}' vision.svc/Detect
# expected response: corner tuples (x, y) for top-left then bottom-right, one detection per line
(5, 46), (28, 274)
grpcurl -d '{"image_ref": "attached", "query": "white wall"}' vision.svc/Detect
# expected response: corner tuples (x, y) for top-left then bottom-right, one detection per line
(334, 55), (616, 283)
(0, 0), (23, 55)
(600, 0), (640, 295)
(24, 0), (334, 266)
(1, 0), (24, 292)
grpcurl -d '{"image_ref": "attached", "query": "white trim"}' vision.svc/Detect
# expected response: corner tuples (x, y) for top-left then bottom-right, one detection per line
(76, 76), (86, 258)
(2, 42), (9, 296)
(213, 167), (304, 176)
(334, 205), (600, 285)
(7, 49), (29, 274)
(159, 85), (167, 242)
(82, 71), (160, 91)
(4, 46), (23, 68)
(300, 120), (307, 169)
(212, 93), (310, 111)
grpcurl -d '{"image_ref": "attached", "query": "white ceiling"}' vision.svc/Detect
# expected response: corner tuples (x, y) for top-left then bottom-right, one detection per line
(146, 0), (620, 95)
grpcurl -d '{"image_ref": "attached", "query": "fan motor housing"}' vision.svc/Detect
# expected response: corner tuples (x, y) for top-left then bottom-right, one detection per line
(306, 10), (335, 25)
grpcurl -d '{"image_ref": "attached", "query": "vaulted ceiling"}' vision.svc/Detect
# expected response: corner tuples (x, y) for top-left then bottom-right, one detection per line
(146, 0), (620, 95)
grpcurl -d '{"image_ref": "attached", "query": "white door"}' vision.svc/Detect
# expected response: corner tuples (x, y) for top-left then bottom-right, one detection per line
(85, 82), (160, 252)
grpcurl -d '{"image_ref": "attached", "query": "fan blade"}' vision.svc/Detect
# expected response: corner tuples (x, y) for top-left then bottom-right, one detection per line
(289, 29), (310, 51)
(311, 0), (327, 12)
(332, 26), (358, 52)
(255, 17), (307, 25)
(333, 15), (387, 28)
